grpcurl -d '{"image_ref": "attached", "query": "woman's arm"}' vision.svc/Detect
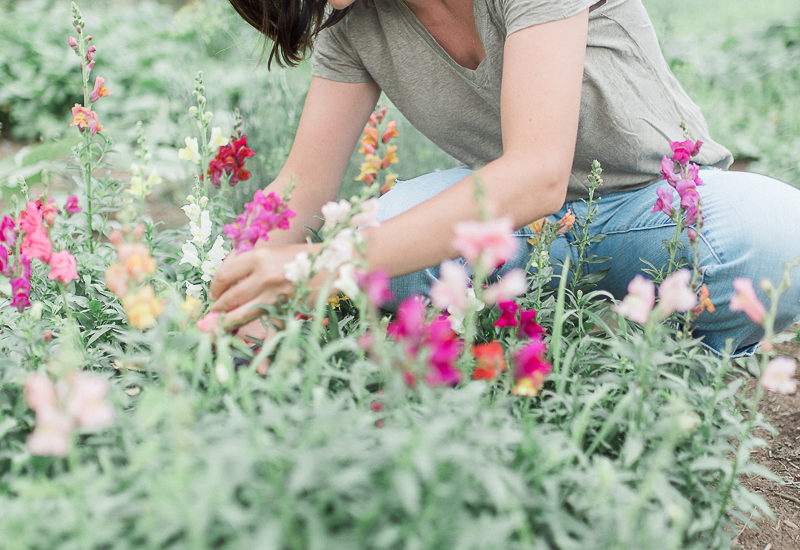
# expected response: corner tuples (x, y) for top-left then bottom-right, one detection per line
(363, 9), (589, 276)
(258, 76), (380, 246)
(211, 10), (589, 326)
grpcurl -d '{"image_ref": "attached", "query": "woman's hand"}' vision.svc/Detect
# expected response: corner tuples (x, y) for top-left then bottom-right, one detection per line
(209, 242), (317, 331)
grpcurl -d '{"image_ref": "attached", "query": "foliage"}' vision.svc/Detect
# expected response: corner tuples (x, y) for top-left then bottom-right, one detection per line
(0, 3), (795, 549)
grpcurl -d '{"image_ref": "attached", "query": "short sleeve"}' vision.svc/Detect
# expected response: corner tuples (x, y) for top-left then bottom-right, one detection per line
(499, 0), (604, 37)
(311, 22), (374, 83)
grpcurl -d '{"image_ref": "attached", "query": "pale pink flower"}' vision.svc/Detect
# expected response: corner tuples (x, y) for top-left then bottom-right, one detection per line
(24, 372), (58, 413)
(556, 209), (576, 235)
(452, 217), (518, 271)
(26, 407), (73, 457)
(657, 269), (697, 316)
(430, 261), (470, 314)
(351, 197), (381, 228)
(761, 357), (797, 395)
(613, 275), (655, 324)
(483, 269), (527, 305)
(315, 229), (355, 273)
(356, 268), (393, 307)
(67, 372), (114, 430)
(729, 278), (766, 325)
(321, 199), (352, 231)
(90, 76), (110, 102)
(47, 250), (78, 284)
(197, 312), (221, 333)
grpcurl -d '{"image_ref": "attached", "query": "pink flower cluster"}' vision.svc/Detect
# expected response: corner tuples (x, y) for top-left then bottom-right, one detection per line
(207, 134), (255, 187)
(25, 371), (114, 457)
(653, 139), (705, 225)
(492, 301), (552, 397)
(356, 268), (394, 308)
(614, 269), (698, 324)
(224, 190), (296, 253)
(1, 197), (80, 311)
(453, 216), (518, 272)
(388, 297), (464, 387)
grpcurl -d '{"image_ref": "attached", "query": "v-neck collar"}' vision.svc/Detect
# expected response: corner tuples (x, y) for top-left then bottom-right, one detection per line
(393, 0), (490, 82)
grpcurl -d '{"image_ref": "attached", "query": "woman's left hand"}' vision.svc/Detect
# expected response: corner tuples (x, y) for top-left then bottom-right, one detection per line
(209, 243), (315, 330)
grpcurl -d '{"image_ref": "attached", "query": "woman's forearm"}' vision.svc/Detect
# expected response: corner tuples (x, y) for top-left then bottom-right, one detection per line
(362, 154), (568, 278)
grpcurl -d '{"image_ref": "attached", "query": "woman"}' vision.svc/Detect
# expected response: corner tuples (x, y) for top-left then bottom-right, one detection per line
(211, 0), (800, 355)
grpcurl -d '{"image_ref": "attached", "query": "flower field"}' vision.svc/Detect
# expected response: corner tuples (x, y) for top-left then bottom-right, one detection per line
(1, 1), (800, 549)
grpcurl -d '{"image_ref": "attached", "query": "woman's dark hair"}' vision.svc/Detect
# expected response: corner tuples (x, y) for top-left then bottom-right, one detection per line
(228, 1), (365, 68)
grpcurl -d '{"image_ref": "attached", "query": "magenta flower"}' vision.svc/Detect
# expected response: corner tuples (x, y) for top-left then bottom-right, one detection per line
(10, 276), (32, 312)
(356, 268), (394, 308)
(513, 338), (551, 381)
(423, 317), (463, 387)
(761, 357), (797, 395)
(669, 140), (703, 166)
(613, 275), (655, 324)
(65, 195), (81, 215)
(494, 300), (520, 328)
(0, 215), (16, 245)
(0, 245), (9, 276)
(518, 309), (546, 339)
(387, 296), (427, 345)
(47, 250), (79, 284)
(729, 277), (766, 325)
(657, 269), (697, 316)
(224, 190), (296, 253)
(651, 186), (675, 217)
(452, 216), (518, 271)
(660, 156), (679, 186)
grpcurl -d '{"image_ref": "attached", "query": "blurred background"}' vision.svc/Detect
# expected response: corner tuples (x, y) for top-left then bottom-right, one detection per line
(1, 0), (799, 217)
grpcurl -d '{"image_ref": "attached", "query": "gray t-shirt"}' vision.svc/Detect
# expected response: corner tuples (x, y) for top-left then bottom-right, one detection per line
(311, 0), (733, 201)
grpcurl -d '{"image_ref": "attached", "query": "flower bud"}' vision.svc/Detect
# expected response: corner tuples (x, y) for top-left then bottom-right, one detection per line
(29, 301), (43, 320)
(44, 331), (52, 342)
(68, 36), (78, 49)
(759, 279), (774, 293)
(85, 35), (92, 42)
(188, 106), (198, 117)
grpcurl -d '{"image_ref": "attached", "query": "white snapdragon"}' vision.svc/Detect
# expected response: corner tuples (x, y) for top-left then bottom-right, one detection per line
(285, 251), (312, 283)
(201, 236), (228, 282)
(190, 210), (212, 247)
(321, 199), (352, 232)
(178, 137), (200, 164)
(333, 263), (360, 298)
(185, 281), (204, 299)
(180, 242), (201, 268)
(315, 229), (355, 273)
(209, 127), (228, 149)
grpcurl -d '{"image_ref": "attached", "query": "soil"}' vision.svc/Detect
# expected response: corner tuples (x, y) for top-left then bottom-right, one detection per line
(733, 324), (800, 550)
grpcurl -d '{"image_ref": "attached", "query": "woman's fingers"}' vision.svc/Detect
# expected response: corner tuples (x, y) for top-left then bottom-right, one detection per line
(209, 251), (256, 300)
(222, 297), (268, 331)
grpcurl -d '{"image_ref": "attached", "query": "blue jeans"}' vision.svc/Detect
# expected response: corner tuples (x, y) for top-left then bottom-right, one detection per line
(377, 166), (800, 355)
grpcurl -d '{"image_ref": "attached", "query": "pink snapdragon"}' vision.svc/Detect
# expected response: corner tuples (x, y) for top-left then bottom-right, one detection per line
(90, 76), (110, 102)
(651, 186), (675, 217)
(483, 268), (527, 305)
(670, 139), (703, 166)
(430, 261), (470, 314)
(388, 297), (463, 387)
(24, 371), (114, 457)
(197, 311), (221, 333)
(657, 269), (697, 316)
(452, 217), (518, 272)
(729, 277), (766, 324)
(761, 357), (797, 395)
(224, 190), (296, 253)
(47, 250), (79, 284)
(494, 300), (519, 328)
(512, 338), (552, 397)
(614, 275), (656, 324)
(356, 268), (394, 308)
(65, 195), (81, 215)
(10, 276), (32, 312)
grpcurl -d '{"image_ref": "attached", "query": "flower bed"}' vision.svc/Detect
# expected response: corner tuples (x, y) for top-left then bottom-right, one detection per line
(0, 4), (797, 549)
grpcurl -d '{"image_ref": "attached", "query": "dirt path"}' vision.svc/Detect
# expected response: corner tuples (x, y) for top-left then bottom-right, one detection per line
(733, 325), (800, 550)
